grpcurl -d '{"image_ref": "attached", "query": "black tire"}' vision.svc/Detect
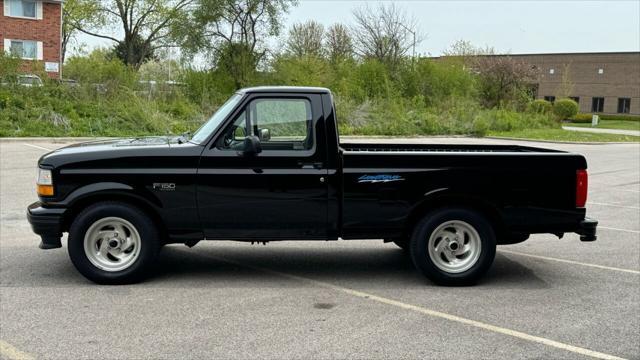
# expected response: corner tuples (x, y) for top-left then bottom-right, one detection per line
(409, 208), (496, 286)
(68, 201), (160, 284)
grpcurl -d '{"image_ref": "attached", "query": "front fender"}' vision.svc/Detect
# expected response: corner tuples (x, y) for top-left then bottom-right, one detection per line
(53, 182), (162, 209)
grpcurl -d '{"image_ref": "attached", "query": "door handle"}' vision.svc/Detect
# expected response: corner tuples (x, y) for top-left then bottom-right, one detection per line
(298, 161), (324, 169)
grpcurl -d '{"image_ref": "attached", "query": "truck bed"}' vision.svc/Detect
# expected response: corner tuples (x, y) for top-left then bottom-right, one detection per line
(340, 142), (563, 153)
(338, 141), (586, 240)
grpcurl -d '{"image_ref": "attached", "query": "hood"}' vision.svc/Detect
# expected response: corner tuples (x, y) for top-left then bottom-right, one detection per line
(60, 136), (174, 149)
(38, 136), (198, 168)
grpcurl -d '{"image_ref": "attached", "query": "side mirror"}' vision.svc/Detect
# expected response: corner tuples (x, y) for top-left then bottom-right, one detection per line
(258, 128), (271, 142)
(242, 135), (262, 156)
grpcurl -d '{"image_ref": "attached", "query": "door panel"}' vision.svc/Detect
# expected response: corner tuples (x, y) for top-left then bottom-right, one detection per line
(197, 93), (328, 240)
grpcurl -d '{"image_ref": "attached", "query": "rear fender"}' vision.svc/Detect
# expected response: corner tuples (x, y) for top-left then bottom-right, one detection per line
(405, 189), (505, 239)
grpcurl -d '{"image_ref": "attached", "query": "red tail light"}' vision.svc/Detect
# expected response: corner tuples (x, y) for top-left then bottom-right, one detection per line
(576, 169), (588, 207)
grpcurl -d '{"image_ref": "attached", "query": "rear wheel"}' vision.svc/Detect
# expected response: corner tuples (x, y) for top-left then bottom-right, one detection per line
(410, 208), (496, 286)
(68, 202), (160, 284)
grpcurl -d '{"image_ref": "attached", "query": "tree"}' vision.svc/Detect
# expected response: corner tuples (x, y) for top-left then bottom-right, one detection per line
(111, 34), (156, 65)
(61, 0), (101, 64)
(443, 40), (538, 108)
(325, 23), (353, 63)
(351, 4), (419, 68)
(443, 39), (494, 59)
(179, 0), (297, 88)
(555, 63), (574, 99)
(472, 55), (538, 108)
(285, 20), (324, 58)
(71, 0), (192, 68)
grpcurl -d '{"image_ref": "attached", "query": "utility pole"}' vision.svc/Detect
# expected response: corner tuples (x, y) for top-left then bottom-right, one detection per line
(394, 22), (416, 70)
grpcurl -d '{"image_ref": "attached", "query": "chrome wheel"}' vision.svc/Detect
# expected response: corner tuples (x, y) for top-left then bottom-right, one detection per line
(427, 220), (481, 274)
(83, 217), (141, 272)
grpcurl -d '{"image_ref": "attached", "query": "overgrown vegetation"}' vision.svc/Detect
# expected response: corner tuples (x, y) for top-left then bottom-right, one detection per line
(1, 50), (563, 137)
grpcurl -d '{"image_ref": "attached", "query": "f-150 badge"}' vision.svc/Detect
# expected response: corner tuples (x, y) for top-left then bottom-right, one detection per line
(358, 175), (404, 183)
(153, 183), (176, 191)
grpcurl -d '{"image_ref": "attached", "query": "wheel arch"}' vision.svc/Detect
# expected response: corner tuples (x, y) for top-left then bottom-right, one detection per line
(404, 194), (506, 241)
(61, 190), (167, 241)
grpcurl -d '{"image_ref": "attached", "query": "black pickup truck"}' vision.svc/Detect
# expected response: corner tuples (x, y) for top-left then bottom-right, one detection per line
(28, 86), (597, 285)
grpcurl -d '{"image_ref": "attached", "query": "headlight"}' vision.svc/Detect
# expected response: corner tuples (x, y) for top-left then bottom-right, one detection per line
(37, 168), (54, 196)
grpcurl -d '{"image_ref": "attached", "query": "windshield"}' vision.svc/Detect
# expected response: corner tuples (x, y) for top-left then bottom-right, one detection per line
(190, 93), (243, 144)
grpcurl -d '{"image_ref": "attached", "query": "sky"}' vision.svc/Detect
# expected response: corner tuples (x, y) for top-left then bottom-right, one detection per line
(75, 0), (640, 58)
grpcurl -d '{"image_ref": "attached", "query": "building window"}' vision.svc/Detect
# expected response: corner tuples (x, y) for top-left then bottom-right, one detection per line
(5, 0), (40, 19)
(570, 97), (580, 104)
(617, 98), (631, 114)
(544, 96), (556, 103)
(6, 39), (40, 60)
(591, 97), (605, 113)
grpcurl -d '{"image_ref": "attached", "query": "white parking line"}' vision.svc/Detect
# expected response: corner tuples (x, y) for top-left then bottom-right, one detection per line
(599, 226), (640, 234)
(590, 186), (640, 193)
(588, 202), (640, 210)
(204, 253), (626, 360)
(22, 143), (52, 151)
(498, 249), (640, 274)
(0, 340), (34, 360)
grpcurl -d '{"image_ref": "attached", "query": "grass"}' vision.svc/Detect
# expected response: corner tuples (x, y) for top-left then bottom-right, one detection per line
(565, 120), (640, 131)
(488, 129), (640, 142)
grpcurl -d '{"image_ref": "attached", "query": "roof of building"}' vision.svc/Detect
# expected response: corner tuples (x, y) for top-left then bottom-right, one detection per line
(431, 51), (639, 59)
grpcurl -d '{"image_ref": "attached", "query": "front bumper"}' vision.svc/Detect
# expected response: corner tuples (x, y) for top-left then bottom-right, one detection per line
(577, 218), (598, 242)
(27, 202), (67, 249)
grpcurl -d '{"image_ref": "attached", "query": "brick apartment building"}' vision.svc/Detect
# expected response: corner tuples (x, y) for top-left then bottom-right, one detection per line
(512, 52), (640, 116)
(0, 0), (62, 78)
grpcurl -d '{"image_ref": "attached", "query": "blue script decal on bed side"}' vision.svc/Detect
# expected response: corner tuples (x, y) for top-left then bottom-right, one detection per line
(358, 174), (405, 183)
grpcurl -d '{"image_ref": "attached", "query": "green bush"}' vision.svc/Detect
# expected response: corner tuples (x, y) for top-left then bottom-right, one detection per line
(568, 113), (640, 123)
(64, 49), (138, 91)
(599, 114), (640, 121)
(552, 99), (579, 120)
(568, 113), (593, 123)
(528, 99), (552, 114)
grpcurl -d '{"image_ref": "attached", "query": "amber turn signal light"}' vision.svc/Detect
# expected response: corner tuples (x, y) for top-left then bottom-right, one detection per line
(37, 184), (54, 196)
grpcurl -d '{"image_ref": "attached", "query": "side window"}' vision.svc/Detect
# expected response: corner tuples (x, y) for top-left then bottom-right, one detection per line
(218, 98), (314, 152)
(254, 98), (313, 150)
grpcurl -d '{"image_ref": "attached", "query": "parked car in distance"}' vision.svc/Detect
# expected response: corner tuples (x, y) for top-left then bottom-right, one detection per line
(59, 79), (80, 87)
(27, 86), (598, 285)
(1, 74), (43, 87)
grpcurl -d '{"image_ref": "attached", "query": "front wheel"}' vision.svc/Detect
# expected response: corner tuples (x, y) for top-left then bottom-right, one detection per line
(409, 208), (496, 286)
(68, 202), (160, 284)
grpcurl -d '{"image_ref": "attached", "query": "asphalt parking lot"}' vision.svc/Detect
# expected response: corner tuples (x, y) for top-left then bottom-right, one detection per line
(1, 138), (639, 360)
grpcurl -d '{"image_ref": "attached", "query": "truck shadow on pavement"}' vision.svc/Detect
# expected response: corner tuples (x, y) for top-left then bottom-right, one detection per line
(0, 243), (549, 288)
(148, 244), (550, 289)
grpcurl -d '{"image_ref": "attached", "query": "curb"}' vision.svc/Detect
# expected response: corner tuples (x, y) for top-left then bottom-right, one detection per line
(484, 136), (638, 145)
